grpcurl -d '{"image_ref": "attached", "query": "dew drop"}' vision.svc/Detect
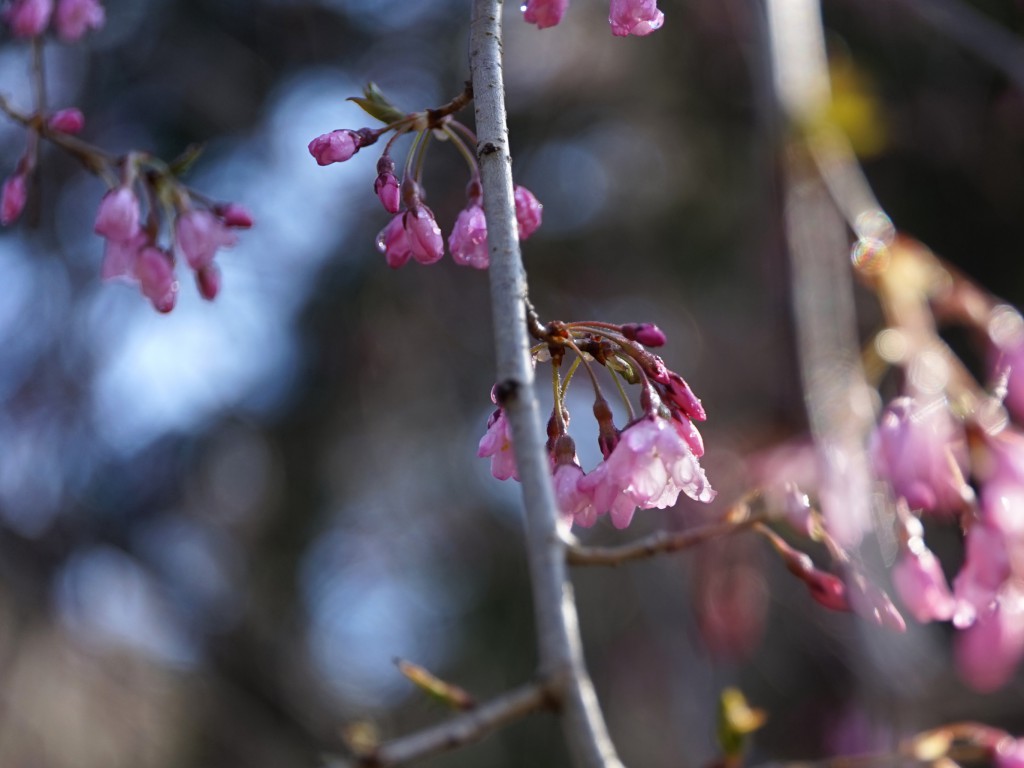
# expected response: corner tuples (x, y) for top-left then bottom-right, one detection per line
(851, 237), (890, 275)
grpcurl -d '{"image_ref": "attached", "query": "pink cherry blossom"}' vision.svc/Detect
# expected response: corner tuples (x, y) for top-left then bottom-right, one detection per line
(94, 186), (141, 242)
(100, 231), (146, 282)
(376, 215), (412, 269)
(609, 0), (664, 37)
(522, 0), (568, 29)
(134, 245), (178, 313)
(53, 0), (104, 41)
(514, 185), (542, 239)
(449, 204), (489, 269)
(308, 129), (361, 166)
(478, 408), (518, 481)
(553, 463), (599, 528)
(651, 366), (706, 422)
(869, 397), (971, 513)
(952, 523), (1012, 628)
(996, 738), (1024, 768)
(4, 0), (52, 37)
(175, 208), (237, 270)
(891, 541), (955, 623)
(578, 416), (715, 529)
(1, 173), (27, 226)
(404, 205), (444, 264)
(46, 107), (84, 134)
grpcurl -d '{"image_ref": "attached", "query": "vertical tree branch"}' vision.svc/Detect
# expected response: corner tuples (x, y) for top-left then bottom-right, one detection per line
(468, 3), (624, 766)
(766, 0), (876, 546)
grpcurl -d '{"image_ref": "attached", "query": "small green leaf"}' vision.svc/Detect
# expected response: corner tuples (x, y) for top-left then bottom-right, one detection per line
(348, 82), (405, 125)
(716, 688), (767, 759)
(168, 143), (205, 177)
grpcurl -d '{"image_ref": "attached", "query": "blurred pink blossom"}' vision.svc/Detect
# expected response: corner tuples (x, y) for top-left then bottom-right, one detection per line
(449, 204), (489, 269)
(609, 0), (663, 37)
(478, 408), (517, 481)
(522, 0), (568, 29)
(94, 186), (141, 242)
(175, 208), (237, 270)
(0, 173), (27, 226)
(53, 0), (103, 41)
(46, 107), (84, 134)
(4, 0), (52, 37)
(514, 185), (542, 239)
(891, 542), (955, 622)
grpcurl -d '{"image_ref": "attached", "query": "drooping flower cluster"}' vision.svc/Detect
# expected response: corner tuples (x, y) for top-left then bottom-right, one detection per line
(849, 235), (1024, 689)
(521, 0), (664, 37)
(93, 170), (252, 312)
(478, 319), (714, 529)
(0, 0), (251, 312)
(308, 83), (542, 270)
(4, 0), (104, 41)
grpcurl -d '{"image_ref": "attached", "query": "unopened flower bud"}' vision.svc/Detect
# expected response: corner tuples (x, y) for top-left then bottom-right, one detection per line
(374, 171), (401, 214)
(195, 263), (221, 301)
(46, 107), (84, 134)
(215, 202), (254, 229)
(514, 185), (542, 239)
(175, 208), (237, 270)
(609, 0), (664, 37)
(376, 214), (412, 269)
(1, 173), (27, 226)
(404, 205), (444, 264)
(5, 0), (52, 37)
(94, 186), (141, 242)
(54, 0), (104, 41)
(522, 0), (568, 28)
(449, 204), (489, 269)
(135, 246), (178, 313)
(892, 539), (955, 623)
(308, 129), (361, 166)
(621, 322), (666, 347)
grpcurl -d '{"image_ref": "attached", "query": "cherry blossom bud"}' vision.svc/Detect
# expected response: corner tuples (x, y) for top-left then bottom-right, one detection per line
(847, 569), (907, 632)
(955, 585), (1024, 692)
(175, 208), (237, 270)
(622, 322), (666, 347)
(522, 0), (568, 29)
(478, 408), (518, 481)
(374, 171), (401, 214)
(404, 205), (444, 264)
(376, 214), (412, 269)
(449, 204), (489, 269)
(4, 0), (53, 37)
(214, 202), (253, 229)
(996, 737), (1024, 768)
(1, 173), (27, 226)
(53, 0), (103, 41)
(609, 0), (664, 37)
(514, 185), (542, 239)
(94, 186), (141, 242)
(308, 129), (361, 166)
(659, 370), (706, 422)
(553, 462), (599, 528)
(100, 232), (145, 282)
(892, 540), (955, 623)
(135, 246), (178, 313)
(46, 107), (84, 134)
(195, 264), (221, 301)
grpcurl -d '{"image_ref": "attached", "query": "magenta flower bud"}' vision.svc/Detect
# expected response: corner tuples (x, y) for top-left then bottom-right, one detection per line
(214, 202), (254, 229)
(513, 185), (542, 239)
(553, 462), (600, 528)
(135, 246), (178, 313)
(95, 186), (141, 243)
(449, 204), (489, 270)
(374, 172), (401, 214)
(996, 738), (1024, 768)
(46, 107), (84, 134)
(404, 205), (444, 264)
(100, 232), (146, 282)
(1, 173), (27, 226)
(195, 264), (221, 301)
(308, 129), (360, 166)
(892, 540), (955, 623)
(376, 214), (412, 269)
(660, 370), (706, 422)
(609, 0), (664, 37)
(671, 413), (704, 457)
(4, 0), (53, 37)
(955, 587), (1024, 692)
(621, 322), (666, 347)
(53, 0), (103, 41)
(522, 0), (568, 29)
(869, 397), (971, 513)
(175, 208), (237, 270)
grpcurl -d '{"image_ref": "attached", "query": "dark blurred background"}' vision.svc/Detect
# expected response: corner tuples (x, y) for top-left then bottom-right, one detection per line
(1, 0), (1024, 765)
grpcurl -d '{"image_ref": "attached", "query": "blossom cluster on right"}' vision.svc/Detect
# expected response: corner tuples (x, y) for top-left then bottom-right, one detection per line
(522, 0), (664, 37)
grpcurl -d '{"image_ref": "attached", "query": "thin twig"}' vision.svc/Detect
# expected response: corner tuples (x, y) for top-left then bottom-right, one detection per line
(567, 516), (762, 567)
(348, 682), (554, 767)
(468, 2), (624, 766)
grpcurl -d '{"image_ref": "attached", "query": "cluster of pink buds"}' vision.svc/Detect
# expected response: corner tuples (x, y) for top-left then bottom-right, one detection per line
(478, 319), (714, 529)
(308, 83), (543, 270)
(94, 164), (252, 312)
(522, 0), (664, 37)
(1, 0), (252, 311)
(4, 0), (104, 41)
